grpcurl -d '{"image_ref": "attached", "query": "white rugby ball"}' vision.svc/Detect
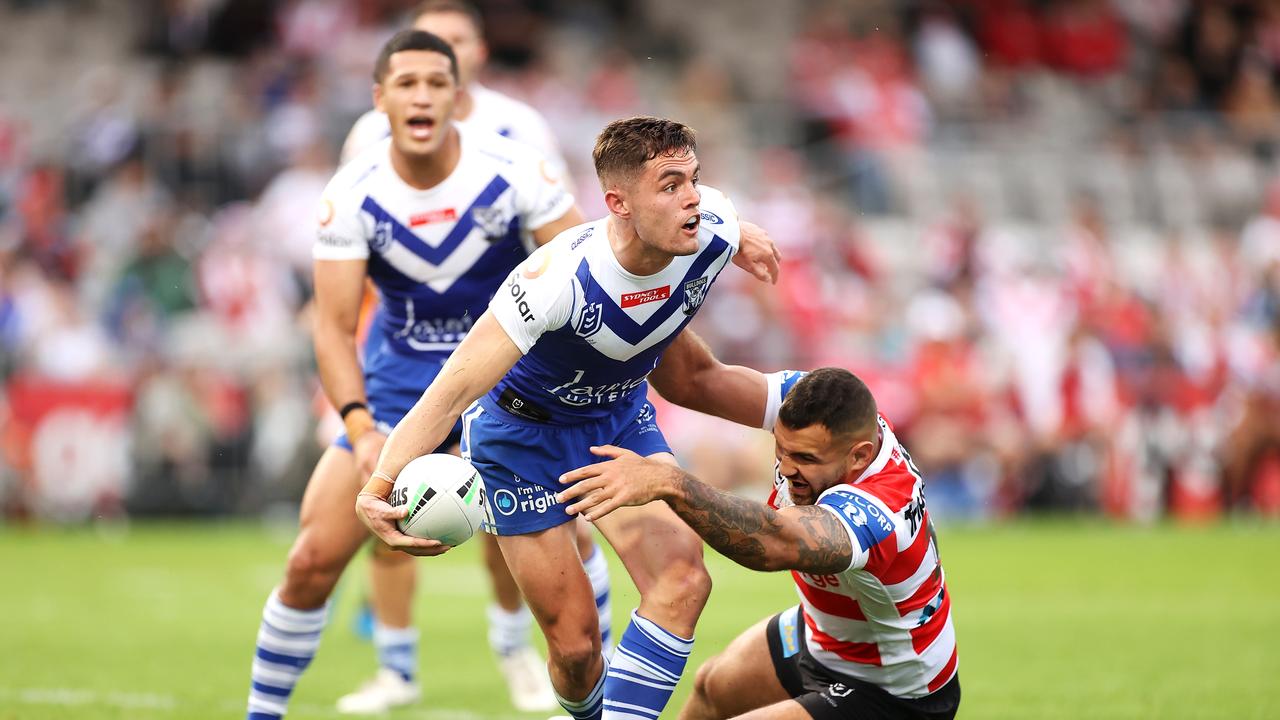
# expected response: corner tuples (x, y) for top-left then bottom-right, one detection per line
(390, 454), (486, 546)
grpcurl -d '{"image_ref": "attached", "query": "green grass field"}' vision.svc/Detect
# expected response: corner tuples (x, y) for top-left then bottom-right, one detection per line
(1, 520), (1277, 719)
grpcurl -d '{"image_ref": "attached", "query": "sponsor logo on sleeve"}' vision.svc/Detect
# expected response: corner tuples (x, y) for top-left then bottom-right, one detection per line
(521, 251), (553, 279)
(506, 277), (535, 322)
(620, 285), (670, 308)
(318, 198), (335, 226)
(681, 277), (709, 316)
(824, 492), (894, 551)
(699, 209), (724, 225)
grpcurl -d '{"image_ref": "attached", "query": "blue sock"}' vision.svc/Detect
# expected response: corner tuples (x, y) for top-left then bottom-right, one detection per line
(373, 622), (419, 682)
(246, 591), (327, 719)
(603, 611), (693, 720)
(556, 652), (609, 720)
(582, 543), (613, 655)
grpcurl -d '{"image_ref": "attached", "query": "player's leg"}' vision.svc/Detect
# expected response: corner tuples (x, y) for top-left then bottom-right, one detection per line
(679, 615), (794, 720)
(336, 542), (421, 714)
(592, 481), (712, 720)
(481, 529), (559, 711)
(577, 518), (614, 654)
(496, 525), (608, 720)
(247, 446), (370, 720)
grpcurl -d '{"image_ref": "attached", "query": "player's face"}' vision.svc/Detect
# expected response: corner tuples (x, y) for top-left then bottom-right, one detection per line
(774, 422), (864, 506)
(375, 50), (459, 159)
(414, 12), (485, 87)
(627, 152), (702, 257)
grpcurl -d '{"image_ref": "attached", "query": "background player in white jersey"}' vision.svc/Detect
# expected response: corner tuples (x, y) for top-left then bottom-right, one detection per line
(338, 3), (604, 710)
(341, 0), (564, 173)
(559, 366), (962, 720)
(243, 31), (590, 720)
(355, 117), (774, 720)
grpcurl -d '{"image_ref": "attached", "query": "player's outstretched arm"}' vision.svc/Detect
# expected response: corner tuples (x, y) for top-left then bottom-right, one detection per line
(734, 220), (782, 284)
(558, 446), (852, 574)
(650, 329), (769, 427)
(355, 311), (523, 555)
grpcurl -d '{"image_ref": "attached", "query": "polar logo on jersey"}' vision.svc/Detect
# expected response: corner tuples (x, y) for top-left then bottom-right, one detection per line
(507, 278), (535, 322)
(682, 277), (710, 316)
(576, 302), (603, 338)
(472, 206), (510, 241)
(699, 210), (724, 225)
(371, 220), (394, 252)
(823, 492), (894, 550)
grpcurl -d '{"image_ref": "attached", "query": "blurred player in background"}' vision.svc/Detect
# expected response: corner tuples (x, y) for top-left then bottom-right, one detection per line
(338, 2), (602, 712)
(354, 116), (781, 720)
(560, 367), (961, 720)
(244, 30), (588, 719)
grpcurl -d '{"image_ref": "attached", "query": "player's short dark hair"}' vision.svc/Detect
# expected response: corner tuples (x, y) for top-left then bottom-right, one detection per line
(412, 0), (484, 35)
(778, 368), (878, 440)
(592, 116), (697, 187)
(374, 29), (459, 83)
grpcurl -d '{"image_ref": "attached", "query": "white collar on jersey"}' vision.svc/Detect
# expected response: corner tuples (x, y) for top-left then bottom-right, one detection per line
(850, 416), (896, 485)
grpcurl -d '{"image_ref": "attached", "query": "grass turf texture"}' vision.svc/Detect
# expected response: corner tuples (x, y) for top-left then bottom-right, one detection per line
(0, 520), (1276, 719)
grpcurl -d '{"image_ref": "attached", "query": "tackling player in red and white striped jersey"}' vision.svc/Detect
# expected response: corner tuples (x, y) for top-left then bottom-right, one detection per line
(559, 361), (960, 720)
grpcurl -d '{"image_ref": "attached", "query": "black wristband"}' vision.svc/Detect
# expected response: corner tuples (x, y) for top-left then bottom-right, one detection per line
(339, 401), (369, 419)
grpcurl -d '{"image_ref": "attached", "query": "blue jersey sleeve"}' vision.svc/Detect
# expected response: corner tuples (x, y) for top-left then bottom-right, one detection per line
(817, 488), (896, 571)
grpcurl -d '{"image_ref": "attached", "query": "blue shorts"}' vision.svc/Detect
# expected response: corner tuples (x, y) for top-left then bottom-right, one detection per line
(334, 347), (463, 452)
(461, 395), (672, 535)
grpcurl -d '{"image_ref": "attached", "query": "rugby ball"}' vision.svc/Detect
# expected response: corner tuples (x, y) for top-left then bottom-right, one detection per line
(390, 454), (486, 546)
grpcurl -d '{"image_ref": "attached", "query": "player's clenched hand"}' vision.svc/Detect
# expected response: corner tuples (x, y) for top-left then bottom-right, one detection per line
(734, 221), (782, 285)
(557, 445), (680, 522)
(354, 492), (451, 556)
(352, 431), (388, 480)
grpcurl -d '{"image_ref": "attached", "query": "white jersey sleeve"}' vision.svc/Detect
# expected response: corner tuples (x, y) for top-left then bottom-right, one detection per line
(762, 370), (808, 430)
(504, 143), (575, 233)
(313, 155), (377, 261)
(696, 185), (742, 255)
(341, 110), (391, 165)
(487, 239), (577, 353)
(816, 487), (898, 572)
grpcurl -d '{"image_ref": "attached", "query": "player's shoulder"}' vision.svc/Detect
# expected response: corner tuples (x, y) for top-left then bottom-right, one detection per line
(695, 184), (741, 248)
(463, 123), (546, 170)
(514, 219), (601, 284)
(817, 483), (898, 548)
(341, 109), (391, 164)
(325, 138), (385, 199)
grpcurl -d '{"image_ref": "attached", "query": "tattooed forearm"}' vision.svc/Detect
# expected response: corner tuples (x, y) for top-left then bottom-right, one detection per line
(791, 507), (854, 575)
(665, 472), (851, 574)
(667, 471), (785, 570)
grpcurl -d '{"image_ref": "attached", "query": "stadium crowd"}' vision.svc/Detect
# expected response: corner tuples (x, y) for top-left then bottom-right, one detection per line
(1, 0), (1278, 522)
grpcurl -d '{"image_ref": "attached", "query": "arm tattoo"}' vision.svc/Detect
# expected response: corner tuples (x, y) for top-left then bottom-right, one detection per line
(667, 472), (852, 574)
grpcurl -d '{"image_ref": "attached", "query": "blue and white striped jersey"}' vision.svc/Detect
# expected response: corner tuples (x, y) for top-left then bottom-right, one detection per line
(486, 186), (740, 424)
(314, 124), (574, 359)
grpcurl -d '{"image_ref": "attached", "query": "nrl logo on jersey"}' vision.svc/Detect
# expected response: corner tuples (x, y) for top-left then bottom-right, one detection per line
(471, 206), (511, 242)
(371, 220), (394, 252)
(576, 302), (603, 338)
(682, 277), (709, 316)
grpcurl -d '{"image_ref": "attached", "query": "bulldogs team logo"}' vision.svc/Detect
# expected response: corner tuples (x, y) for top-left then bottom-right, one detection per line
(371, 220), (394, 252)
(471, 206), (510, 242)
(576, 302), (603, 338)
(682, 277), (709, 316)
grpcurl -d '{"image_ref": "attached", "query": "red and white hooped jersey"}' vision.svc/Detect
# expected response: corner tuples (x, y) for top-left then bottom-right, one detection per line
(768, 415), (958, 699)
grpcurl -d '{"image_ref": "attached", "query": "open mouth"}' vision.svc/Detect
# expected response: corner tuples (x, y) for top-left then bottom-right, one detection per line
(681, 214), (700, 234)
(406, 115), (436, 141)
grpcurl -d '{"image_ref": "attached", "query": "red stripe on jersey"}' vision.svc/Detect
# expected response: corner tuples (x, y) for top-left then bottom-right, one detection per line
(895, 566), (943, 615)
(792, 571), (866, 619)
(863, 532), (898, 576)
(804, 610), (882, 665)
(928, 646), (959, 693)
(882, 521), (932, 586)
(910, 586), (952, 655)
(858, 469), (915, 511)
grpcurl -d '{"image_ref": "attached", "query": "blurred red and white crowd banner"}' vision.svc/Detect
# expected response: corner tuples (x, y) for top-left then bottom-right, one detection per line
(3, 376), (132, 520)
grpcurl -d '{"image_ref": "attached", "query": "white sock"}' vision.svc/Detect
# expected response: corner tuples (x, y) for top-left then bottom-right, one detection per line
(487, 603), (533, 657)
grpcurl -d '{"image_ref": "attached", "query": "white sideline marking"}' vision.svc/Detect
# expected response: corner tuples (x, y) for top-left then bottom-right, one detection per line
(0, 687), (527, 719)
